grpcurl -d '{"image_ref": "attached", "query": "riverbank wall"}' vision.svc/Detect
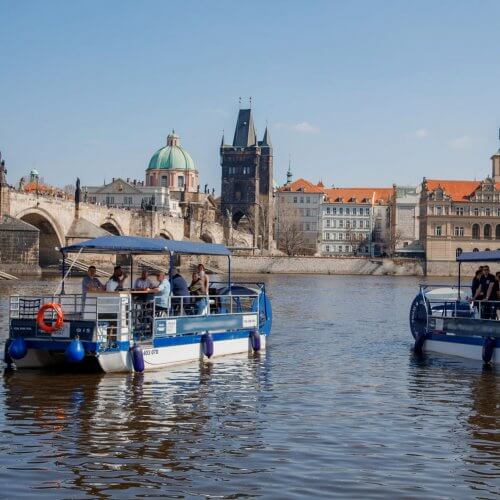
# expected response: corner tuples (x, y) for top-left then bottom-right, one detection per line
(229, 255), (424, 276)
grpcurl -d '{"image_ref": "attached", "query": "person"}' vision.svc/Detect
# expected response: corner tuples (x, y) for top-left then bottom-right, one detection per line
(474, 265), (496, 319)
(170, 267), (190, 315)
(152, 272), (171, 313)
(134, 270), (153, 291)
(197, 263), (209, 294)
(82, 266), (104, 296)
(106, 266), (127, 292)
(189, 272), (207, 315)
(471, 269), (482, 298)
(488, 271), (500, 320)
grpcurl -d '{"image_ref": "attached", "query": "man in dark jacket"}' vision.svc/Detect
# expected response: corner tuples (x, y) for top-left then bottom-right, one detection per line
(170, 268), (190, 315)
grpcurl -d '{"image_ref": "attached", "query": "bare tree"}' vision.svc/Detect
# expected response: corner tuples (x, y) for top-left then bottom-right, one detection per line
(388, 229), (404, 255)
(276, 206), (306, 256)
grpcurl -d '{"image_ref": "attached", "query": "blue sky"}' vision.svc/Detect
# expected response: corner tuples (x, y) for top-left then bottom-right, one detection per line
(1, 0), (500, 192)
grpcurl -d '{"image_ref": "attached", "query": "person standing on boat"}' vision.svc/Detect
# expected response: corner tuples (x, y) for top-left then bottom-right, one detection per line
(106, 266), (127, 292)
(82, 266), (104, 296)
(474, 265), (496, 319)
(189, 272), (207, 315)
(152, 272), (171, 313)
(197, 264), (209, 314)
(170, 268), (189, 315)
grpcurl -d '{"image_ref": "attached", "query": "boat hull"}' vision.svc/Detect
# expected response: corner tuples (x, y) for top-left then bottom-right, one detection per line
(424, 335), (499, 364)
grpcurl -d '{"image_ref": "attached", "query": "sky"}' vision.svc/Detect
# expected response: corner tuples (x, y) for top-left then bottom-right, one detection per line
(1, 0), (500, 193)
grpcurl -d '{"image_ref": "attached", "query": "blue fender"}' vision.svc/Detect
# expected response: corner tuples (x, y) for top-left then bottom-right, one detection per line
(201, 332), (214, 358)
(9, 337), (27, 360)
(131, 345), (145, 372)
(482, 337), (496, 364)
(65, 339), (85, 363)
(250, 330), (261, 352)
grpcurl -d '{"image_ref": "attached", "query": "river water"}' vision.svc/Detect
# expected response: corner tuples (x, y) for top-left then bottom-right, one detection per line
(0, 275), (498, 498)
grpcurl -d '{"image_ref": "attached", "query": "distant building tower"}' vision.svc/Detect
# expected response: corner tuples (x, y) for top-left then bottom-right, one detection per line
(220, 108), (274, 249)
(286, 159), (293, 185)
(492, 128), (500, 183)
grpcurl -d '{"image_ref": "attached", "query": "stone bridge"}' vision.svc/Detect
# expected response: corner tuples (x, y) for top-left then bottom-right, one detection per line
(8, 190), (252, 266)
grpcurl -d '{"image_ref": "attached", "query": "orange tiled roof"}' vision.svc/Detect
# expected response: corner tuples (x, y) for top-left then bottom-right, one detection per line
(279, 178), (326, 193)
(424, 179), (500, 201)
(324, 187), (393, 204)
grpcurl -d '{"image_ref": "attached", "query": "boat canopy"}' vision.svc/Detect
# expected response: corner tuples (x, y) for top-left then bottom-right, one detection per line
(60, 236), (231, 256)
(456, 250), (500, 263)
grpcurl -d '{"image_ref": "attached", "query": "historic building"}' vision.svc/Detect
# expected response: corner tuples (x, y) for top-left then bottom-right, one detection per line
(419, 142), (500, 275)
(390, 185), (422, 256)
(146, 130), (200, 197)
(321, 188), (393, 256)
(275, 178), (325, 255)
(220, 109), (274, 250)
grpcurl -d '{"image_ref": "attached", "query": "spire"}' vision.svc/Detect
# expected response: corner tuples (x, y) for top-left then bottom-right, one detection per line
(232, 109), (257, 147)
(286, 156), (293, 184)
(75, 177), (81, 219)
(262, 126), (272, 148)
(220, 131), (225, 147)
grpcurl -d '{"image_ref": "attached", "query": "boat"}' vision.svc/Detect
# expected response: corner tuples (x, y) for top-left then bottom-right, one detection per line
(409, 250), (499, 364)
(4, 236), (272, 373)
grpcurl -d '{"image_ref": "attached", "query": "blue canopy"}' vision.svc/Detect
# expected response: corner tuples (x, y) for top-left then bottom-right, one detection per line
(457, 250), (500, 263)
(60, 236), (231, 256)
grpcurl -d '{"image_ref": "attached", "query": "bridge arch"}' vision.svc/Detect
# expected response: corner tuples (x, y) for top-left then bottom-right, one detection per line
(16, 208), (65, 266)
(159, 231), (174, 240)
(100, 218), (123, 236)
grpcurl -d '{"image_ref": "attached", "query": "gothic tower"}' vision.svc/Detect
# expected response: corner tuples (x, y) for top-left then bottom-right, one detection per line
(220, 108), (274, 249)
(492, 128), (500, 183)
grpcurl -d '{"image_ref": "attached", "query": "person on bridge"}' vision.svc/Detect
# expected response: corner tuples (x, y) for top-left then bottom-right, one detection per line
(82, 266), (104, 296)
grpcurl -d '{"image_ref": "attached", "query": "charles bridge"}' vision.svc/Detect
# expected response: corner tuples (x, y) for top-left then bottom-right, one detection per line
(1, 187), (252, 273)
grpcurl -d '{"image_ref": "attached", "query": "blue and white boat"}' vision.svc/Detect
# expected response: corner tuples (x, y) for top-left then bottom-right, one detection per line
(410, 250), (499, 364)
(4, 236), (272, 373)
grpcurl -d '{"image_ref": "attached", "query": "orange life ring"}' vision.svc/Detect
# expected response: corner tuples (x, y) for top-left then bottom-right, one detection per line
(37, 303), (64, 333)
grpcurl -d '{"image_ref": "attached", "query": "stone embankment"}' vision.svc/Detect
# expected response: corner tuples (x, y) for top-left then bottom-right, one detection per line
(229, 255), (424, 276)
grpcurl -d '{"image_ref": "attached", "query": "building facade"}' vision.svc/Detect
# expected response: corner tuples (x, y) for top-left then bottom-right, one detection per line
(420, 141), (500, 275)
(220, 109), (274, 250)
(275, 178), (325, 255)
(390, 185), (422, 256)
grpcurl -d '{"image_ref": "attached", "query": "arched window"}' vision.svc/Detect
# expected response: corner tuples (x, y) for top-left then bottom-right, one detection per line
(484, 224), (492, 239)
(485, 248), (491, 251)
(495, 224), (500, 240)
(160, 176), (168, 187)
(473, 248), (479, 252)
(456, 248), (463, 258)
(177, 175), (184, 188)
(472, 224), (480, 239)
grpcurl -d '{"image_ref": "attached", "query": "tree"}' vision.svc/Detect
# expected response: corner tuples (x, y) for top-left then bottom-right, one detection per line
(276, 205), (306, 256)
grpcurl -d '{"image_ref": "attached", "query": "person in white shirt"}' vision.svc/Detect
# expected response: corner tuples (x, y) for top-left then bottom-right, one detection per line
(152, 272), (171, 312)
(106, 266), (127, 292)
(134, 270), (153, 290)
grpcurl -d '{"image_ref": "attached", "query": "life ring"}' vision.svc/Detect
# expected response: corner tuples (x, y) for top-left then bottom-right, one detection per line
(37, 303), (64, 333)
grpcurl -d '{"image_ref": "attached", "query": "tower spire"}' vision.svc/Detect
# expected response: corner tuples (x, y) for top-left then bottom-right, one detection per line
(286, 155), (293, 184)
(262, 126), (272, 148)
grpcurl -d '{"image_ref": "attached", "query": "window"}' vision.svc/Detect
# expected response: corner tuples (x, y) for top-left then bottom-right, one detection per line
(474, 208), (479, 216)
(300, 197), (304, 203)
(456, 248), (463, 258)
(486, 208), (491, 216)
(106, 196), (115, 205)
(242, 166), (250, 175)
(332, 220), (337, 228)
(161, 176), (168, 187)
(326, 245), (330, 253)
(338, 245), (343, 253)
(124, 196), (133, 205)
(346, 220), (350, 228)
(365, 208), (370, 215)
(435, 226), (442, 236)
(472, 223), (480, 239)
(177, 176), (184, 188)
(306, 197), (310, 203)
(339, 220), (344, 228)
(496, 224), (500, 240)
(454, 226), (464, 236)
(352, 208), (357, 215)
(339, 208), (344, 215)
(435, 206), (443, 215)
(352, 220), (357, 229)
(484, 224), (492, 239)
(345, 208), (350, 215)
(325, 232), (330, 240)
(326, 207), (330, 214)
(305, 223), (310, 231)
(332, 207), (337, 215)
(346, 245), (351, 252)
(293, 197), (297, 203)
(326, 220), (331, 228)
(455, 207), (464, 216)
(473, 248), (479, 252)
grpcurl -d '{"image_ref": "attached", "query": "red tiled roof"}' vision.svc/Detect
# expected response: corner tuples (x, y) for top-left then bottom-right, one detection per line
(424, 179), (500, 201)
(279, 178), (326, 193)
(324, 187), (393, 204)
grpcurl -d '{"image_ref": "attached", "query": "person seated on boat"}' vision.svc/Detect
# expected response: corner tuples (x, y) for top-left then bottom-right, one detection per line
(170, 267), (190, 315)
(474, 265), (496, 319)
(189, 271), (208, 315)
(106, 266), (128, 292)
(134, 270), (153, 291)
(152, 272), (171, 314)
(82, 266), (104, 296)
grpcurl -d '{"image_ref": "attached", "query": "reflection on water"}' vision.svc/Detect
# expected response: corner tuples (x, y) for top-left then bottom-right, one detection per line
(0, 275), (498, 497)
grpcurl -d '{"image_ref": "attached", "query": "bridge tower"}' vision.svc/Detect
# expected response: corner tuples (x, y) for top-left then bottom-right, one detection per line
(0, 151), (10, 217)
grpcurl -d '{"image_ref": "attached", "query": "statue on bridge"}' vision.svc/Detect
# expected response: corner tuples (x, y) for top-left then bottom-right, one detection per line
(0, 152), (7, 186)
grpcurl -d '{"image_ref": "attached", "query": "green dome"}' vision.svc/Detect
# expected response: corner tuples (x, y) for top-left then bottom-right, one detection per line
(147, 131), (196, 171)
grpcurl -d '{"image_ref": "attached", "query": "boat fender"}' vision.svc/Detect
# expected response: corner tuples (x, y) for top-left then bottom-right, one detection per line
(201, 332), (214, 358)
(482, 337), (495, 364)
(413, 332), (427, 355)
(250, 330), (261, 352)
(131, 345), (145, 373)
(65, 338), (85, 363)
(8, 337), (27, 360)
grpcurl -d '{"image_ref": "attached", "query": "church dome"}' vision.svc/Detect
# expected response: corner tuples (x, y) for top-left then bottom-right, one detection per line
(147, 130), (196, 171)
